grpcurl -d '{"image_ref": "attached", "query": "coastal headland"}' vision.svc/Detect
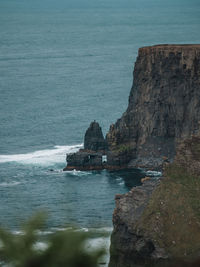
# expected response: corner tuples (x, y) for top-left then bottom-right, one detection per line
(64, 44), (200, 266)
(64, 44), (200, 171)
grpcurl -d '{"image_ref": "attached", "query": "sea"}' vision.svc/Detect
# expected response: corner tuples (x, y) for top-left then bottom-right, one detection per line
(0, 0), (199, 264)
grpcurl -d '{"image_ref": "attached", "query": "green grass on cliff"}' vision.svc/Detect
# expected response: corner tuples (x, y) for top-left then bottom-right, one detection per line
(137, 164), (200, 259)
(113, 144), (132, 154)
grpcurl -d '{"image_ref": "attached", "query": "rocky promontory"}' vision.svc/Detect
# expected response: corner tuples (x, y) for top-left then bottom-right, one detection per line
(63, 44), (200, 265)
(108, 44), (200, 266)
(109, 136), (200, 266)
(64, 44), (200, 171)
(64, 44), (200, 266)
(64, 121), (131, 171)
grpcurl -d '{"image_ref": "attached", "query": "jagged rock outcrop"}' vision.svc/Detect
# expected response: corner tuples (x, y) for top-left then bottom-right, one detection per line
(64, 121), (107, 171)
(65, 44), (200, 171)
(109, 179), (163, 267)
(107, 44), (200, 169)
(84, 121), (107, 151)
(64, 121), (131, 171)
(109, 136), (200, 266)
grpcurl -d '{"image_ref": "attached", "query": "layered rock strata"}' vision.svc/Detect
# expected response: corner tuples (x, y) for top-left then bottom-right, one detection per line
(65, 44), (200, 171)
(107, 44), (200, 169)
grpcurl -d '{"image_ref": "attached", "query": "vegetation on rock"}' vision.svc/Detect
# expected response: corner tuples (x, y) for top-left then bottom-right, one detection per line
(0, 213), (105, 267)
(109, 136), (200, 266)
(136, 136), (200, 261)
(138, 164), (200, 259)
(112, 144), (132, 154)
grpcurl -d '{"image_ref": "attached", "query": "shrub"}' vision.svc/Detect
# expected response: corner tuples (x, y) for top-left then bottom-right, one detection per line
(0, 213), (105, 267)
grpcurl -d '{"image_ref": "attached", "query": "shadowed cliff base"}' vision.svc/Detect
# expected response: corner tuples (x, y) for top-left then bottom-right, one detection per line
(64, 44), (200, 171)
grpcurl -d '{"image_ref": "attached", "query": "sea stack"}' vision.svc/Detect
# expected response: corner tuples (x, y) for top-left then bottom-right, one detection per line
(64, 120), (131, 171)
(64, 44), (200, 171)
(63, 121), (108, 171)
(84, 121), (107, 151)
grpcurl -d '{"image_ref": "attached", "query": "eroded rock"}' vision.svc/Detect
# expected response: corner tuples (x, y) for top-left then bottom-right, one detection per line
(84, 121), (107, 151)
(107, 44), (200, 169)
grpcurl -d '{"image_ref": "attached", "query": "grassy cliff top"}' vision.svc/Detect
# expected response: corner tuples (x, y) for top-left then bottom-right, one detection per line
(136, 136), (200, 260)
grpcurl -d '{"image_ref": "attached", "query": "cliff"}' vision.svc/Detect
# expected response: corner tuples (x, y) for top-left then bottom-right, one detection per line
(109, 135), (200, 266)
(107, 44), (200, 169)
(65, 44), (200, 171)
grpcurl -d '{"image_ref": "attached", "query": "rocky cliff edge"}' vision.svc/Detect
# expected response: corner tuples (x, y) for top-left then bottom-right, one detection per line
(65, 44), (200, 171)
(109, 135), (200, 266)
(107, 44), (200, 169)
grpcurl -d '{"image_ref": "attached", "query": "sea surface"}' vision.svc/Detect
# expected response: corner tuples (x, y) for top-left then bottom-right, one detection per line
(0, 0), (199, 261)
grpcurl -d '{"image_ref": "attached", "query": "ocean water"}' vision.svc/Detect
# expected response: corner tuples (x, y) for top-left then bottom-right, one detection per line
(0, 0), (199, 245)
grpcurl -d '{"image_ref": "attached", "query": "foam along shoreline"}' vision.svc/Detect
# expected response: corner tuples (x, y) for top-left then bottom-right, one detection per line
(0, 144), (83, 165)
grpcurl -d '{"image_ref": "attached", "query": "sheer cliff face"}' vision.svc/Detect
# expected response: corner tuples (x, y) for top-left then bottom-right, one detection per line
(107, 45), (200, 168)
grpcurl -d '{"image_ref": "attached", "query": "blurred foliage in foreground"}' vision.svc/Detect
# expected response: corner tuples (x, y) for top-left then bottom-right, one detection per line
(0, 213), (105, 267)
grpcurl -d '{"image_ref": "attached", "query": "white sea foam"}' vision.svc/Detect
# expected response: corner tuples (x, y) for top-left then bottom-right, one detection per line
(65, 169), (92, 176)
(89, 227), (113, 234)
(33, 241), (48, 251)
(0, 181), (22, 187)
(12, 230), (24, 235)
(0, 144), (82, 165)
(146, 170), (162, 177)
(86, 236), (111, 267)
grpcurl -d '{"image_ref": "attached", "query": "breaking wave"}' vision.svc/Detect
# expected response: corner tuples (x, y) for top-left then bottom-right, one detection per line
(0, 181), (22, 187)
(64, 169), (92, 176)
(145, 170), (162, 177)
(0, 144), (83, 165)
